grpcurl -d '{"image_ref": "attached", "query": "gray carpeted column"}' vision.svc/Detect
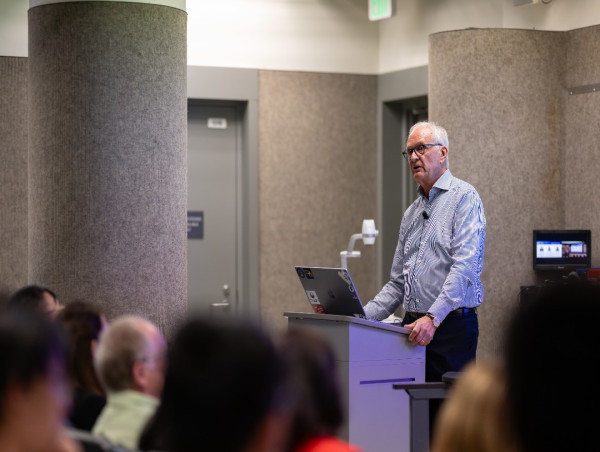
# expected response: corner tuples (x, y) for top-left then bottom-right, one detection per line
(429, 29), (566, 359)
(28, 0), (187, 334)
(0, 57), (28, 304)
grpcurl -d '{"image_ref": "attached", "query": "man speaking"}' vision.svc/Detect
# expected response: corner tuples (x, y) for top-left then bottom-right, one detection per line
(364, 121), (486, 382)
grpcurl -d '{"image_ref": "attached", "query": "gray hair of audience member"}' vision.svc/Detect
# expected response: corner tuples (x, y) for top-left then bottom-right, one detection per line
(93, 316), (160, 392)
(407, 121), (450, 169)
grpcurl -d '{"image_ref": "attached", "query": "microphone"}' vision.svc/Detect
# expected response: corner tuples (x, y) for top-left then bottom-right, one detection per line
(422, 211), (429, 220)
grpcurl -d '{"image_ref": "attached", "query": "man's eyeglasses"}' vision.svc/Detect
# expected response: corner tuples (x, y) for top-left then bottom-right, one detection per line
(402, 143), (442, 160)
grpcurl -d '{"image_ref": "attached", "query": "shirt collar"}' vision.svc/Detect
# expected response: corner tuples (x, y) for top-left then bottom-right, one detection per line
(418, 169), (453, 199)
(107, 389), (160, 406)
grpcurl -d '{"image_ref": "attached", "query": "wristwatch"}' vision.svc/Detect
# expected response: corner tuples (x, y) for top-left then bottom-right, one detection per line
(425, 312), (441, 328)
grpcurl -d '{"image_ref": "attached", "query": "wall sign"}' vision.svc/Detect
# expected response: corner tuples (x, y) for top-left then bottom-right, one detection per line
(187, 211), (204, 239)
(207, 117), (227, 129)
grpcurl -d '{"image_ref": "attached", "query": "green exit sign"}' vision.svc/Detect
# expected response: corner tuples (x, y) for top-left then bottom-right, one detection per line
(369, 0), (393, 21)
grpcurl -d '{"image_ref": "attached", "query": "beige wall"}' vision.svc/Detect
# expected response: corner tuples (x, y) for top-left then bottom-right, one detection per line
(429, 26), (600, 360)
(259, 71), (378, 331)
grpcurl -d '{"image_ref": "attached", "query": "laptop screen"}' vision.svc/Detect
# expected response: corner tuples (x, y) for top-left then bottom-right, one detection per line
(295, 266), (367, 319)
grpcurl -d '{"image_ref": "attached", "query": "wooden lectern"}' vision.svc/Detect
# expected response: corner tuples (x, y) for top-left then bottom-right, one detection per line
(284, 312), (425, 452)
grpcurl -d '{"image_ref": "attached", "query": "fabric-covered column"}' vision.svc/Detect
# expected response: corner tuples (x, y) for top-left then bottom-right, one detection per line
(28, 0), (187, 334)
(0, 57), (28, 303)
(429, 29), (565, 359)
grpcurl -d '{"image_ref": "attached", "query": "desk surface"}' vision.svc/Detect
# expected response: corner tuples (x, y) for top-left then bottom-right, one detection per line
(284, 311), (410, 335)
(393, 371), (462, 390)
(393, 382), (448, 390)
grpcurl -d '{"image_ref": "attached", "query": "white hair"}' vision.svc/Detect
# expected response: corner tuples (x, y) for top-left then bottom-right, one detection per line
(407, 121), (450, 168)
(94, 316), (158, 391)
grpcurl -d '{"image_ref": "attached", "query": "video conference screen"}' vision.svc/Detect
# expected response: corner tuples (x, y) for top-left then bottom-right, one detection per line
(533, 230), (591, 270)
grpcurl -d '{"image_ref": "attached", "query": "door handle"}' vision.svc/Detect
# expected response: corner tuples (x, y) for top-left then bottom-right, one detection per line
(210, 284), (231, 312)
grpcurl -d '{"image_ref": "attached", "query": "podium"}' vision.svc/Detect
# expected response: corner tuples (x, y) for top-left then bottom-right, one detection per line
(284, 312), (425, 452)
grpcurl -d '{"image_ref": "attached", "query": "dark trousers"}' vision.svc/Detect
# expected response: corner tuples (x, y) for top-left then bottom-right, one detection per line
(403, 309), (479, 437)
(402, 309), (479, 381)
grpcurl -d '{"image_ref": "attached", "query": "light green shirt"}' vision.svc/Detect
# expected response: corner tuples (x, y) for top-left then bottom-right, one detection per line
(92, 390), (159, 450)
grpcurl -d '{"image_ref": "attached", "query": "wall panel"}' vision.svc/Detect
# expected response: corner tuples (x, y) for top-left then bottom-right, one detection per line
(259, 71), (377, 331)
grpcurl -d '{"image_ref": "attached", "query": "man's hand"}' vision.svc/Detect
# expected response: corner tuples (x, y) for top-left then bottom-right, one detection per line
(405, 315), (437, 346)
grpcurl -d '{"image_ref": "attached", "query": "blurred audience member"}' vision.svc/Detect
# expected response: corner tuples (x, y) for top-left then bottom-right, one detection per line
(278, 328), (363, 452)
(8, 284), (61, 319)
(505, 281), (600, 452)
(0, 310), (78, 452)
(92, 316), (166, 449)
(431, 361), (518, 452)
(139, 317), (288, 452)
(56, 301), (107, 431)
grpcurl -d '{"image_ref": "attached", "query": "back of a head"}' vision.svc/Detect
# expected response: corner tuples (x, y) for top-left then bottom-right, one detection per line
(505, 281), (600, 452)
(431, 361), (517, 452)
(0, 310), (66, 423)
(140, 316), (282, 452)
(278, 327), (343, 451)
(7, 285), (59, 317)
(94, 316), (156, 393)
(55, 300), (105, 395)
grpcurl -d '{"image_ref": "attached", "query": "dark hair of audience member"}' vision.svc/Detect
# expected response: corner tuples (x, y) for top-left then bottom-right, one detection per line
(139, 317), (285, 452)
(55, 300), (107, 430)
(431, 360), (518, 452)
(0, 310), (69, 451)
(505, 280), (600, 452)
(7, 285), (59, 318)
(278, 327), (345, 452)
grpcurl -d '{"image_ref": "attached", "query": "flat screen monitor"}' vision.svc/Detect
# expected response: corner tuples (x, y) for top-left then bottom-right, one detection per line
(533, 229), (591, 271)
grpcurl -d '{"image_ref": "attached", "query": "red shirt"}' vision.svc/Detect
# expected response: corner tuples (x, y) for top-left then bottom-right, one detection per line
(295, 436), (364, 452)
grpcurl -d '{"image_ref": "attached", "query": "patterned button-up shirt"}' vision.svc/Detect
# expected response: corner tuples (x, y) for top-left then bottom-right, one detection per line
(365, 170), (486, 323)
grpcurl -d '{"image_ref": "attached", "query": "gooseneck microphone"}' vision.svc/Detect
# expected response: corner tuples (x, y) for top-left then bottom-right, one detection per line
(422, 211), (429, 220)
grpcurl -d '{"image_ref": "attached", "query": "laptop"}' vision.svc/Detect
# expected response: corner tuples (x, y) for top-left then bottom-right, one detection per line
(294, 266), (368, 319)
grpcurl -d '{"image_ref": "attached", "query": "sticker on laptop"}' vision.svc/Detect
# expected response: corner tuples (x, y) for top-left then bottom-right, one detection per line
(337, 270), (351, 285)
(306, 290), (325, 313)
(338, 270), (356, 294)
(312, 304), (325, 314)
(306, 290), (320, 305)
(298, 268), (314, 279)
